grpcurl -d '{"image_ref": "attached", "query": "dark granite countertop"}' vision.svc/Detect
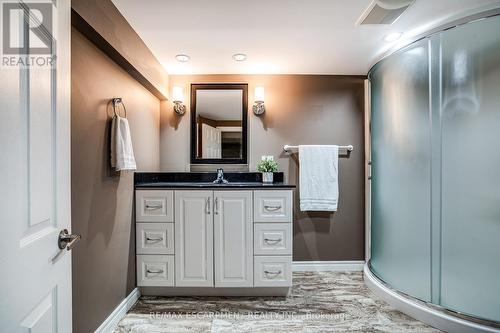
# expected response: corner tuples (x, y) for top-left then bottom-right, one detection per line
(135, 182), (295, 189)
(134, 172), (295, 189)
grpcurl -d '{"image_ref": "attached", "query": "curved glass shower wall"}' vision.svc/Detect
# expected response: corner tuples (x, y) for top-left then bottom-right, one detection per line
(370, 14), (500, 323)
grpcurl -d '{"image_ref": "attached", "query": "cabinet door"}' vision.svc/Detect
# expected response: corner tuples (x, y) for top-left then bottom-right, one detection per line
(214, 191), (253, 287)
(175, 190), (213, 287)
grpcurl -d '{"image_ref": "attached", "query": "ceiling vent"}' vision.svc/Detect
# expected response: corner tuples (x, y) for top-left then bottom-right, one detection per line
(356, 0), (415, 25)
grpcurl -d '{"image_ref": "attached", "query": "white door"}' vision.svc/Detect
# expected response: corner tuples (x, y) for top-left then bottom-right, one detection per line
(214, 191), (253, 287)
(175, 190), (214, 287)
(201, 123), (221, 158)
(0, 1), (72, 332)
(213, 127), (221, 158)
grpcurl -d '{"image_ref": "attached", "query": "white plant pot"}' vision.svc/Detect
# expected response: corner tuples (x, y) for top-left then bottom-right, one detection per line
(262, 172), (274, 183)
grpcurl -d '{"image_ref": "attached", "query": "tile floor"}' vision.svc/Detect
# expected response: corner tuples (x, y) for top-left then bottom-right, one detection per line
(116, 271), (440, 332)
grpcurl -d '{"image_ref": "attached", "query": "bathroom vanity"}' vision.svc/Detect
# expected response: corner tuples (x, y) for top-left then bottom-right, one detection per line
(134, 172), (295, 296)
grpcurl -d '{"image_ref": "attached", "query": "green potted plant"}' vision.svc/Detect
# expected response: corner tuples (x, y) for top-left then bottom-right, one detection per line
(257, 155), (278, 183)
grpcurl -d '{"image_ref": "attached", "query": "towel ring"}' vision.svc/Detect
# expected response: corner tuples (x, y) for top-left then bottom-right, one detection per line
(111, 97), (127, 118)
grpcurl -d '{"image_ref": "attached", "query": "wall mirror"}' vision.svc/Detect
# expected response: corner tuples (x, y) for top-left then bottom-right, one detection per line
(191, 83), (248, 164)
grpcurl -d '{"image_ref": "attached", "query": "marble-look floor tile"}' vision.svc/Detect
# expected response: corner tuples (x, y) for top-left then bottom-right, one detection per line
(116, 272), (440, 333)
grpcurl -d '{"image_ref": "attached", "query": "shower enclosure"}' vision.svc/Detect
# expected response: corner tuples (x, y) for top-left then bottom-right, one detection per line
(369, 13), (500, 325)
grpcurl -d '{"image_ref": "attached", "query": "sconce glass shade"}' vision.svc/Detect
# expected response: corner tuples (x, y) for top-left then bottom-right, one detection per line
(253, 86), (266, 115)
(172, 86), (184, 102)
(254, 86), (265, 102)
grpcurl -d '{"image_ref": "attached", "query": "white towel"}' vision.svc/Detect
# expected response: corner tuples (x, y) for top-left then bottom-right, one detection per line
(299, 145), (339, 211)
(111, 115), (137, 171)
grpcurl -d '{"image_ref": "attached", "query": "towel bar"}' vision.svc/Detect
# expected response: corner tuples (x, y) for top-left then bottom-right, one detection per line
(283, 144), (353, 153)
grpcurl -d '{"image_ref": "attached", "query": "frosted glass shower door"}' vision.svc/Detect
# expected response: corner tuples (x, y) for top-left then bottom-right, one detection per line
(440, 16), (500, 322)
(370, 39), (432, 302)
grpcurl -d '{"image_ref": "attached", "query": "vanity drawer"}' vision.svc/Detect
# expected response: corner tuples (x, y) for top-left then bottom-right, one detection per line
(254, 190), (292, 223)
(254, 256), (292, 287)
(254, 223), (292, 255)
(137, 255), (175, 287)
(136, 223), (174, 255)
(136, 190), (174, 222)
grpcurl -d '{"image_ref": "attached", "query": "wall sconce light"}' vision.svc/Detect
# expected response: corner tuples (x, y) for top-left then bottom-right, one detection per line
(253, 86), (265, 115)
(172, 86), (186, 115)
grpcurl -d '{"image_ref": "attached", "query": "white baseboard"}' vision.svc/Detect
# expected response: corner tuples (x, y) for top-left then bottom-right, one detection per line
(292, 260), (365, 272)
(95, 287), (141, 333)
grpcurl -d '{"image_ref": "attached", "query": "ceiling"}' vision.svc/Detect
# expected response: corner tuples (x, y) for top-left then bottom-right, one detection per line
(112, 0), (500, 75)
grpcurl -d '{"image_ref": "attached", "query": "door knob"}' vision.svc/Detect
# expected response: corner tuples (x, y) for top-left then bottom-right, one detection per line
(58, 229), (81, 251)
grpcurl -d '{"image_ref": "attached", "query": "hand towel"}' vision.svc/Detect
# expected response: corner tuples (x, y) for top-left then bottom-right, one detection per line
(299, 145), (339, 211)
(111, 115), (137, 171)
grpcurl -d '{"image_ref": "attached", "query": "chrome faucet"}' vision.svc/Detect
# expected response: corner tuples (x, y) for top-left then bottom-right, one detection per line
(213, 168), (229, 184)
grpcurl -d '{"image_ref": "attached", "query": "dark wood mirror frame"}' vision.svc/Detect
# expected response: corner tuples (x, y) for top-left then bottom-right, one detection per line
(190, 83), (248, 164)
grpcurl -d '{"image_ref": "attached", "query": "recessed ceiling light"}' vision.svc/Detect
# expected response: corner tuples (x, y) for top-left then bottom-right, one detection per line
(384, 32), (403, 42)
(232, 53), (247, 61)
(175, 54), (190, 62)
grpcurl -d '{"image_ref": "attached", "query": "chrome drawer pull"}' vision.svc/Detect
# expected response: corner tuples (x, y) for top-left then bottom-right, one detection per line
(145, 204), (163, 210)
(146, 236), (163, 242)
(146, 268), (164, 274)
(264, 238), (282, 244)
(264, 270), (282, 276)
(264, 205), (282, 211)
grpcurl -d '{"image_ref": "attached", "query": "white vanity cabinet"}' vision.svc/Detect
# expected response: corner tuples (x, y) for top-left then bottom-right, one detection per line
(135, 188), (293, 295)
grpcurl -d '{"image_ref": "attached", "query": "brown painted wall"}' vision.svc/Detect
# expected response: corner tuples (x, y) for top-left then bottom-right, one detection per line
(72, 0), (169, 98)
(71, 28), (160, 333)
(161, 74), (365, 261)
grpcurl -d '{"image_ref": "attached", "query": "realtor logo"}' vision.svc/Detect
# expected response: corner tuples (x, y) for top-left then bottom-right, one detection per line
(1, 1), (54, 67)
